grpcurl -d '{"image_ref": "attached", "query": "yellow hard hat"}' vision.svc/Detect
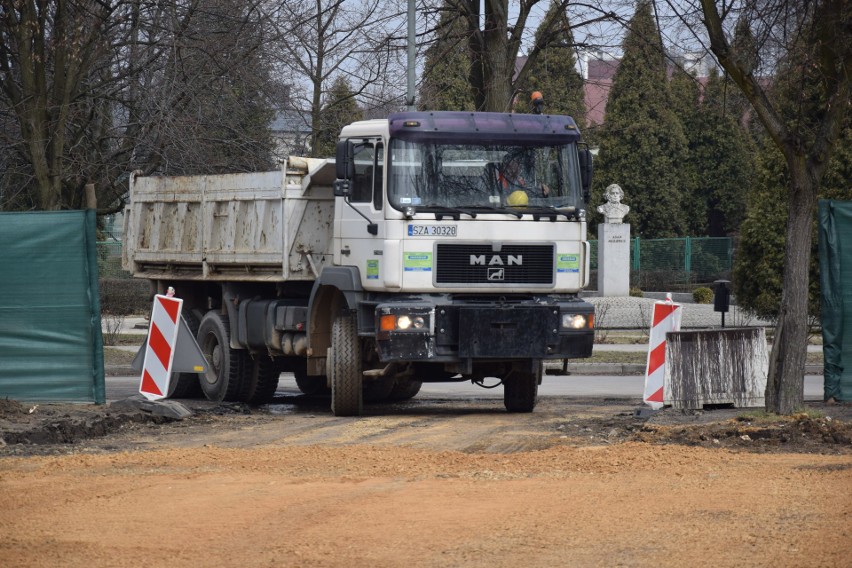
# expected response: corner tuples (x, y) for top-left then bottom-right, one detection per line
(507, 190), (528, 207)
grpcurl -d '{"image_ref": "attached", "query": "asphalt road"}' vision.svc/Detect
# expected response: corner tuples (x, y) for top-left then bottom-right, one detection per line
(107, 373), (826, 403)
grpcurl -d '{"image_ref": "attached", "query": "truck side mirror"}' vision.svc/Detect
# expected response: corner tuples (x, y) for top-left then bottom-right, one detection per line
(335, 140), (354, 180)
(333, 140), (355, 197)
(578, 148), (593, 202)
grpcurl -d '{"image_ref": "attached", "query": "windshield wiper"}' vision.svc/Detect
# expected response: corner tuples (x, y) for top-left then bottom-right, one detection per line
(465, 205), (523, 219)
(418, 204), (477, 220)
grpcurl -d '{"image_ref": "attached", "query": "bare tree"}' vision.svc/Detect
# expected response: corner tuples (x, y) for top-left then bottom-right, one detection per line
(0, 0), (280, 212)
(421, 0), (617, 112)
(272, 0), (406, 156)
(668, 0), (851, 413)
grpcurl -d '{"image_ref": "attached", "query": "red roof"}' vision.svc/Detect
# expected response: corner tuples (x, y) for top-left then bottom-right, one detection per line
(584, 80), (612, 126)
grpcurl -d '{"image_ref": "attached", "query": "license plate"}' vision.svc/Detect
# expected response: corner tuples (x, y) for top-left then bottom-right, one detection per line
(407, 224), (457, 237)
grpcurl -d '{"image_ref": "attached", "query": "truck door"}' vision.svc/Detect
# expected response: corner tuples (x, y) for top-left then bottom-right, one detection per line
(335, 139), (384, 288)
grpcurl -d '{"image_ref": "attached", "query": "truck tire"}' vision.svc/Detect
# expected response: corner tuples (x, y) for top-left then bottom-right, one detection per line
(197, 312), (245, 403)
(503, 364), (540, 413)
(167, 309), (203, 399)
(387, 379), (423, 401)
(294, 361), (330, 396)
(295, 374), (329, 396)
(239, 356), (280, 405)
(363, 377), (396, 402)
(330, 313), (363, 416)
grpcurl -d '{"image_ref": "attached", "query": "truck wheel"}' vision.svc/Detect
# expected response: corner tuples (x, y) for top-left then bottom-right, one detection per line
(387, 379), (423, 401)
(294, 361), (330, 396)
(168, 309), (203, 399)
(330, 313), (363, 416)
(363, 377), (396, 402)
(295, 374), (329, 396)
(198, 312), (245, 402)
(239, 356), (280, 405)
(503, 364), (540, 413)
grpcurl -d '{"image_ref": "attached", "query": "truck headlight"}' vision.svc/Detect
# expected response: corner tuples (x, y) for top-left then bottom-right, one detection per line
(562, 313), (593, 329)
(380, 314), (430, 332)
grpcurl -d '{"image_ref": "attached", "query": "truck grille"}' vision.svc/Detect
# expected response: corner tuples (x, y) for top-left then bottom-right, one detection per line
(435, 243), (554, 285)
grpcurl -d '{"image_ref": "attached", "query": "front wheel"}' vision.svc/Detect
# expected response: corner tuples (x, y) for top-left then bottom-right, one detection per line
(503, 362), (541, 413)
(329, 313), (363, 416)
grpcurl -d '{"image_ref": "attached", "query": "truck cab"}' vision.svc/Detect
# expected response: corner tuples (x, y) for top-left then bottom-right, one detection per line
(310, 111), (595, 415)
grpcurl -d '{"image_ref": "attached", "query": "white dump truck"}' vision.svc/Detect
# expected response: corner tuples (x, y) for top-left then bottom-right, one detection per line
(123, 111), (595, 415)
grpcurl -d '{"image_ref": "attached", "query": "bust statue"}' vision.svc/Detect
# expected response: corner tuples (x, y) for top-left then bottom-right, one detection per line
(597, 184), (630, 223)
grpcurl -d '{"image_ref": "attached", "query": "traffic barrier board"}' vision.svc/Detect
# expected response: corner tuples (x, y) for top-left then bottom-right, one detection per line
(643, 298), (682, 409)
(139, 294), (182, 400)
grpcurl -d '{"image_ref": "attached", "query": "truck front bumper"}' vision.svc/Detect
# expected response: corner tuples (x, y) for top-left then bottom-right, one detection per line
(372, 295), (593, 363)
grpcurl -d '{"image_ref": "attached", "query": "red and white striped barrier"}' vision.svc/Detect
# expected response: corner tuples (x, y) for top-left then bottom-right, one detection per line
(139, 293), (183, 400)
(643, 298), (682, 409)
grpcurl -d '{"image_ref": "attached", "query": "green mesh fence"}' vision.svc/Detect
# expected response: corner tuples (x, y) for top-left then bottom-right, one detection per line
(97, 241), (131, 278)
(590, 237), (732, 290)
(818, 200), (852, 402)
(0, 210), (106, 403)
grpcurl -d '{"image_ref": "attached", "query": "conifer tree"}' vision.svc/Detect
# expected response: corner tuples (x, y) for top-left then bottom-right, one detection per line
(667, 67), (703, 233)
(314, 77), (363, 158)
(520, 1), (585, 123)
(592, 1), (690, 238)
(693, 70), (754, 236)
(734, 116), (851, 320)
(420, 4), (476, 111)
(668, 67), (754, 236)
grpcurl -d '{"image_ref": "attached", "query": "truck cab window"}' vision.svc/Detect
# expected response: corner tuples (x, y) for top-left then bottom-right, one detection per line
(373, 143), (384, 211)
(351, 143), (375, 203)
(351, 140), (384, 207)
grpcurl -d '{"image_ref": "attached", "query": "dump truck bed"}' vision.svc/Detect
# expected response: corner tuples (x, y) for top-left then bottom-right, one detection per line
(122, 157), (336, 282)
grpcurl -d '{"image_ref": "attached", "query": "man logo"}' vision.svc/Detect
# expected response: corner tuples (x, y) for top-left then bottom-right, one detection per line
(488, 268), (505, 281)
(469, 255), (523, 266)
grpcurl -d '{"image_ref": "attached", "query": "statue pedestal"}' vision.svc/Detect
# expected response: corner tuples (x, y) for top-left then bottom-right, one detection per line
(598, 223), (631, 297)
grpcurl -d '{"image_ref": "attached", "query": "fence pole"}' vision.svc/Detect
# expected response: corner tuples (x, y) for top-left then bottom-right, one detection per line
(685, 236), (692, 284)
(633, 237), (641, 272)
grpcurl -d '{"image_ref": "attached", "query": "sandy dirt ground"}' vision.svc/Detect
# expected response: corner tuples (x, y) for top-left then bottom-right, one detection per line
(1, 395), (851, 567)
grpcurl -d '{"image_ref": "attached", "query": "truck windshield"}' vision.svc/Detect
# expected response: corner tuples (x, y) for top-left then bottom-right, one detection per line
(387, 139), (583, 212)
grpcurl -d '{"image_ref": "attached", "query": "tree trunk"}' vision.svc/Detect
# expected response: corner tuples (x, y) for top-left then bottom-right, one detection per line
(481, 0), (514, 112)
(765, 161), (816, 414)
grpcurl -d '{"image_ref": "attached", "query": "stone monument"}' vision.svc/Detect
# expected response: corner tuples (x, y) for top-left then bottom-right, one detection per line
(597, 184), (631, 296)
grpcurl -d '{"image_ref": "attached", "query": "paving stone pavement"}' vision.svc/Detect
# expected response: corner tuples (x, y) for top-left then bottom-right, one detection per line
(587, 296), (773, 330)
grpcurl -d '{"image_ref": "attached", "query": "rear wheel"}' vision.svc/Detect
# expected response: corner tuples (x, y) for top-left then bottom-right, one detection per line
(239, 356), (280, 405)
(363, 377), (396, 402)
(387, 379), (422, 401)
(197, 312), (245, 402)
(168, 309), (203, 399)
(503, 362), (541, 413)
(329, 313), (362, 416)
(294, 361), (330, 395)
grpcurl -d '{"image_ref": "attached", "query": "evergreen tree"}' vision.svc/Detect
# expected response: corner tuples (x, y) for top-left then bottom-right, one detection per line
(420, 4), (476, 111)
(734, 122), (851, 320)
(731, 7), (852, 321)
(592, 1), (690, 238)
(315, 77), (363, 158)
(693, 70), (754, 236)
(667, 67), (703, 234)
(669, 67), (755, 236)
(519, 1), (585, 123)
